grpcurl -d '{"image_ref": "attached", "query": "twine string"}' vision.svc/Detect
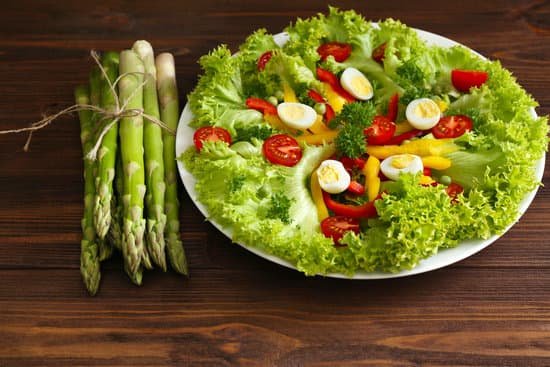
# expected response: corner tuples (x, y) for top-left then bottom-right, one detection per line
(0, 50), (176, 156)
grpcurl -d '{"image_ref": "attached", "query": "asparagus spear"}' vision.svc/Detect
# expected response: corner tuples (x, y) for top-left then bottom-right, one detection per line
(89, 66), (113, 262)
(156, 53), (188, 275)
(93, 52), (120, 245)
(118, 50), (148, 279)
(109, 152), (143, 285)
(132, 40), (168, 271)
(108, 151), (123, 252)
(75, 85), (101, 296)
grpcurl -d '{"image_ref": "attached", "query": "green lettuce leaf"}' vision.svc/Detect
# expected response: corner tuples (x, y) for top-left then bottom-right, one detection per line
(187, 45), (263, 135)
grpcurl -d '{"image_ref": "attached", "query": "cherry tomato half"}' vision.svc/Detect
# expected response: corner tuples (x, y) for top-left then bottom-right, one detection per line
(262, 134), (302, 167)
(317, 42), (352, 62)
(432, 115), (473, 139)
(451, 69), (488, 93)
(321, 216), (360, 246)
(257, 51), (273, 71)
(193, 126), (232, 151)
(364, 116), (396, 145)
(372, 42), (387, 64)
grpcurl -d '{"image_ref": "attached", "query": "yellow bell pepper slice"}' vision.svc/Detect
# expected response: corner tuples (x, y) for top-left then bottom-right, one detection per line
(322, 82), (346, 113)
(308, 114), (332, 134)
(283, 82), (298, 103)
(310, 170), (329, 222)
(297, 130), (338, 145)
(422, 155), (452, 170)
(366, 139), (458, 159)
(263, 113), (311, 136)
(394, 120), (415, 135)
(435, 99), (448, 113)
(419, 175), (435, 185)
(362, 156), (381, 201)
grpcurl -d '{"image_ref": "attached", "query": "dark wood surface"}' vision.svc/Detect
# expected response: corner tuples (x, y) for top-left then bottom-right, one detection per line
(1, 1), (549, 366)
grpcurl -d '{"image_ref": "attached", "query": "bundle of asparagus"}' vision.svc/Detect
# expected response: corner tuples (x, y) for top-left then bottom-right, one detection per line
(75, 41), (187, 295)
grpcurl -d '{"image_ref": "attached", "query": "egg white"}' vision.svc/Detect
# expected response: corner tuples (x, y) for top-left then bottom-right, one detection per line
(340, 67), (374, 101)
(277, 102), (317, 130)
(316, 160), (351, 194)
(380, 154), (424, 181)
(405, 98), (441, 130)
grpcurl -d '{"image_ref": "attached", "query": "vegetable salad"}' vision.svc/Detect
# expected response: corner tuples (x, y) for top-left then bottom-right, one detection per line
(181, 8), (548, 275)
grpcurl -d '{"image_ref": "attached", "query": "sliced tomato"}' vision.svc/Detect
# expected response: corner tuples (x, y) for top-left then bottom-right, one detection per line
(451, 69), (488, 92)
(317, 42), (352, 62)
(432, 115), (473, 139)
(321, 216), (360, 246)
(347, 181), (365, 196)
(364, 116), (396, 145)
(257, 51), (273, 71)
(445, 182), (464, 203)
(385, 129), (425, 145)
(262, 134), (302, 167)
(193, 126), (232, 151)
(386, 93), (399, 122)
(372, 42), (387, 64)
(246, 97), (277, 115)
(316, 67), (356, 102)
(322, 191), (378, 218)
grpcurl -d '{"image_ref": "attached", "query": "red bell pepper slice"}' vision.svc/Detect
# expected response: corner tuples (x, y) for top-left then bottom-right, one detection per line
(246, 97), (277, 115)
(385, 129), (425, 145)
(322, 191), (378, 218)
(316, 67), (356, 102)
(386, 93), (399, 122)
(308, 89), (325, 103)
(347, 181), (365, 196)
(325, 103), (335, 123)
(308, 89), (336, 124)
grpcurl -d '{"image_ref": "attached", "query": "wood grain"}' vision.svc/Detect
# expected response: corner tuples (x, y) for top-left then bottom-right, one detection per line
(1, 0), (549, 366)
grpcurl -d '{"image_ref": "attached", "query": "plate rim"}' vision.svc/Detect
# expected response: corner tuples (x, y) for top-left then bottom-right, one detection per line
(176, 26), (546, 279)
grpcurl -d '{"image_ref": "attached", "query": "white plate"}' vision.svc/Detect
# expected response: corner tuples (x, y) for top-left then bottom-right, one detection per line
(176, 28), (545, 279)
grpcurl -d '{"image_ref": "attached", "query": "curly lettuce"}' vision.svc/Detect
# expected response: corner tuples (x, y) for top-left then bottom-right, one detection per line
(185, 7), (548, 275)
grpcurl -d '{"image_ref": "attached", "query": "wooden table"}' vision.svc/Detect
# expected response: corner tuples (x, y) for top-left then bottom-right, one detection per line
(1, 1), (549, 365)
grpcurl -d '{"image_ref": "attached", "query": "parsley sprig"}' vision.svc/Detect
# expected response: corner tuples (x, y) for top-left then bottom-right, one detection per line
(332, 101), (376, 158)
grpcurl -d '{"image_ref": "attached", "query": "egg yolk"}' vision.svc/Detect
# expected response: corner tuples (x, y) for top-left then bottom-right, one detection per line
(414, 100), (439, 118)
(351, 75), (372, 96)
(281, 104), (305, 120)
(391, 154), (415, 169)
(318, 165), (340, 183)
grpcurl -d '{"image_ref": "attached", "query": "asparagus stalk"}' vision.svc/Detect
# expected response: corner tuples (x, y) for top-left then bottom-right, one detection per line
(132, 40), (168, 271)
(93, 52), (120, 245)
(118, 50), (148, 279)
(75, 85), (101, 296)
(109, 152), (143, 285)
(108, 152), (123, 252)
(89, 66), (113, 262)
(156, 53), (188, 275)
